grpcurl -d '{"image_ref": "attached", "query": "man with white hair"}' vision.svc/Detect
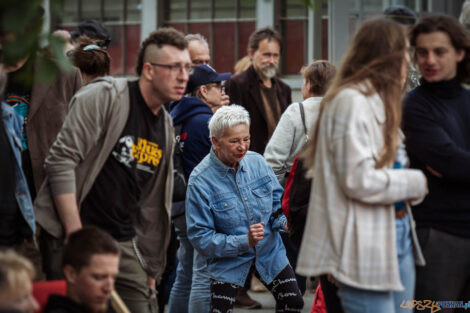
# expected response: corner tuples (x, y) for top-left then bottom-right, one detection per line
(185, 34), (210, 66)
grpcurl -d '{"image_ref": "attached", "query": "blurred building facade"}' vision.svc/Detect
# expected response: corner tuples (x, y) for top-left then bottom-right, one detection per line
(50, 0), (465, 88)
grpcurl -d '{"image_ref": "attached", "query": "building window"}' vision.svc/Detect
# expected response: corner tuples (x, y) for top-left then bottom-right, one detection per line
(58, 0), (142, 76)
(162, 0), (256, 74)
(277, 0), (308, 75)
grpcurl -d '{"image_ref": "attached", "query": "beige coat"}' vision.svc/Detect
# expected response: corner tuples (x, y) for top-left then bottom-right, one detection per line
(296, 85), (427, 291)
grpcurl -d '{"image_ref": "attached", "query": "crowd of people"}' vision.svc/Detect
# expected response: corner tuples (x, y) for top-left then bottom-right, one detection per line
(1, 2), (470, 313)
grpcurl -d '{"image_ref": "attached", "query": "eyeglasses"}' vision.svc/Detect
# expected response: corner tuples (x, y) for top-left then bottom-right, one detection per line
(149, 62), (193, 75)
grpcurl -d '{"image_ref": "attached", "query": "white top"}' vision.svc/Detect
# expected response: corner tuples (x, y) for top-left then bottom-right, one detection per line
(264, 96), (323, 184)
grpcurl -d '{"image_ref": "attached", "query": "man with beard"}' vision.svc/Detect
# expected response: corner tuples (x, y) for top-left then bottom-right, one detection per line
(45, 227), (120, 313)
(225, 27), (291, 155)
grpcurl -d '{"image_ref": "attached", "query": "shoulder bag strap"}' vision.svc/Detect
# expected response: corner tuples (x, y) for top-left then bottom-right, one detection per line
(299, 102), (309, 142)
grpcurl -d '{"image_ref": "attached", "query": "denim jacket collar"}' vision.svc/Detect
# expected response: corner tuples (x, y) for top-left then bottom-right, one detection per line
(209, 148), (247, 177)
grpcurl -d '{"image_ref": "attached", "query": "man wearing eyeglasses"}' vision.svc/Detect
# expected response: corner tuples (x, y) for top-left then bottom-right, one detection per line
(35, 28), (191, 313)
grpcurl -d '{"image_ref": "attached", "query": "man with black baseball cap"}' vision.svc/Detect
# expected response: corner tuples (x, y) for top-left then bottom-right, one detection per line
(168, 64), (230, 313)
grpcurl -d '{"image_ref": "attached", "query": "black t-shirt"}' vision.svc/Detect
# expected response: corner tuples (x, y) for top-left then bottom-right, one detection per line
(81, 80), (166, 241)
(0, 106), (31, 245)
(5, 58), (36, 198)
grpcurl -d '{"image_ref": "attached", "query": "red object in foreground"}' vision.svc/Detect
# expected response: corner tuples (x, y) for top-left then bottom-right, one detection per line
(311, 284), (327, 313)
(33, 280), (67, 313)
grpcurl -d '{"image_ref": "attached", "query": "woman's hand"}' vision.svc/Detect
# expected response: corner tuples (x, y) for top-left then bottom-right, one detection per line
(248, 222), (265, 247)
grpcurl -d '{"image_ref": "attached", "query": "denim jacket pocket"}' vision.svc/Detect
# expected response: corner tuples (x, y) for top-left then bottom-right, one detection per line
(251, 176), (273, 214)
(211, 194), (240, 229)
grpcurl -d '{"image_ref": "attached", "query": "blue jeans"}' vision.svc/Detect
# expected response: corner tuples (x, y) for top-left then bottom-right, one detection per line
(168, 215), (194, 313)
(338, 215), (415, 313)
(188, 251), (211, 313)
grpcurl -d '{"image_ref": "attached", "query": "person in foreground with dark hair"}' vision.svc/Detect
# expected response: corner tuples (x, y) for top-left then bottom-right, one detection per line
(297, 18), (427, 312)
(45, 227), (121, 313)
(403, 15), (470, 311)
(35, 27), (190, 313)
(69, 35), (110, 85)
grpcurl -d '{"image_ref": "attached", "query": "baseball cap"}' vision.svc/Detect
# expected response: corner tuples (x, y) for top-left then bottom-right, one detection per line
(71, 19), (111, 48)
(384, 5), (417, 25)
(185, 65), (231, 94)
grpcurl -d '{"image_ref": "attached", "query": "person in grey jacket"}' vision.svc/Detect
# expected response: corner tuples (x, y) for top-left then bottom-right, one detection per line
(35, 28), (191, 313)
(264, 60), (336, 185)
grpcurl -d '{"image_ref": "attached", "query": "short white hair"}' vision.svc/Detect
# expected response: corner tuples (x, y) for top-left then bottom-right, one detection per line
(209, 105), (250, 139)
(185, 33), (209, 48)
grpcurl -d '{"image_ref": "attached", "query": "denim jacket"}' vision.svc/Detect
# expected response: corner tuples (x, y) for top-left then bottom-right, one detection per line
(1, 102), (36, 239)
(186, 149), (288, 286)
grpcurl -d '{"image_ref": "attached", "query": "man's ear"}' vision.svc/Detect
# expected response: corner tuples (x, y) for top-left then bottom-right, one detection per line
(200, 85), (208, 100)
(457, 49), (466, 63)
(63, 265), (78, 284)
(142, 63), (154, 81)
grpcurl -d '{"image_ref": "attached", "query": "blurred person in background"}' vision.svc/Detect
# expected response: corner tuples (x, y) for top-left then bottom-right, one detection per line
(69, 35), (110, 85)
(71, 19), (110, 50)
(383, 4), (419, 91)
(264, 60), (336, 185)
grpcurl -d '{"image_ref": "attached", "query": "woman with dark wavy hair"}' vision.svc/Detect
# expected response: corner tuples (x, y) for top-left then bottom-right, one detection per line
(297, 18), (428, 312)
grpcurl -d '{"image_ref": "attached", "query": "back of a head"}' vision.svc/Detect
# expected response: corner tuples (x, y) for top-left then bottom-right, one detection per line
(384, 5), (417, 25)
(0, 250), (36, 311)
(69, 35), (110, 79)
(411, 14), (470, 83)
(135, 27), (187, 76)
(302, 60), (336, 96)
(62, 227), (120, 273)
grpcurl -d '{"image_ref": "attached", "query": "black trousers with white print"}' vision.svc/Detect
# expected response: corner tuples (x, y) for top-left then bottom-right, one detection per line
(210, 264), (304, 313)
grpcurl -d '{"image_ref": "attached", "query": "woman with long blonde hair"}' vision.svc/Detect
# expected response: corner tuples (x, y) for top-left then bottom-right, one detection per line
(296, 18), (427, 312)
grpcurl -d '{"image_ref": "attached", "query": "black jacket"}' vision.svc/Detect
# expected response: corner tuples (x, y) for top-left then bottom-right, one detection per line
(45, 295), (116, 313)
(225, 65), (292, 154)
(403, 77), (470, 237)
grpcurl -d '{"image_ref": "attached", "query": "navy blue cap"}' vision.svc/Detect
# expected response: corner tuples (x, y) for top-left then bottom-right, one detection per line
(185, 65), (231, 94)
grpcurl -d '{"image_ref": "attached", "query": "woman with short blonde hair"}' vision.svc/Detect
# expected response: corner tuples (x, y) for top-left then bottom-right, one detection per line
(0, 250), (39, 313)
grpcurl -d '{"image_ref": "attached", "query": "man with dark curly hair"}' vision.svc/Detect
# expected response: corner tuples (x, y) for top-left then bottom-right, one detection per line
(35, 27), (191, 313)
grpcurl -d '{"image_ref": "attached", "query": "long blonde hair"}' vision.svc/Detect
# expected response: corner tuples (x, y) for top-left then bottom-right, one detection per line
(302, 18), (408, 173)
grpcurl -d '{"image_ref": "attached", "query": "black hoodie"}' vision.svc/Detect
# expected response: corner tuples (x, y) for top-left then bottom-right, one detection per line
(44, 295), (115, 313)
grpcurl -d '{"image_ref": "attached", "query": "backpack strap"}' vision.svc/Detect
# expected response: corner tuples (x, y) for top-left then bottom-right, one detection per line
(299, 102), (309, 143)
